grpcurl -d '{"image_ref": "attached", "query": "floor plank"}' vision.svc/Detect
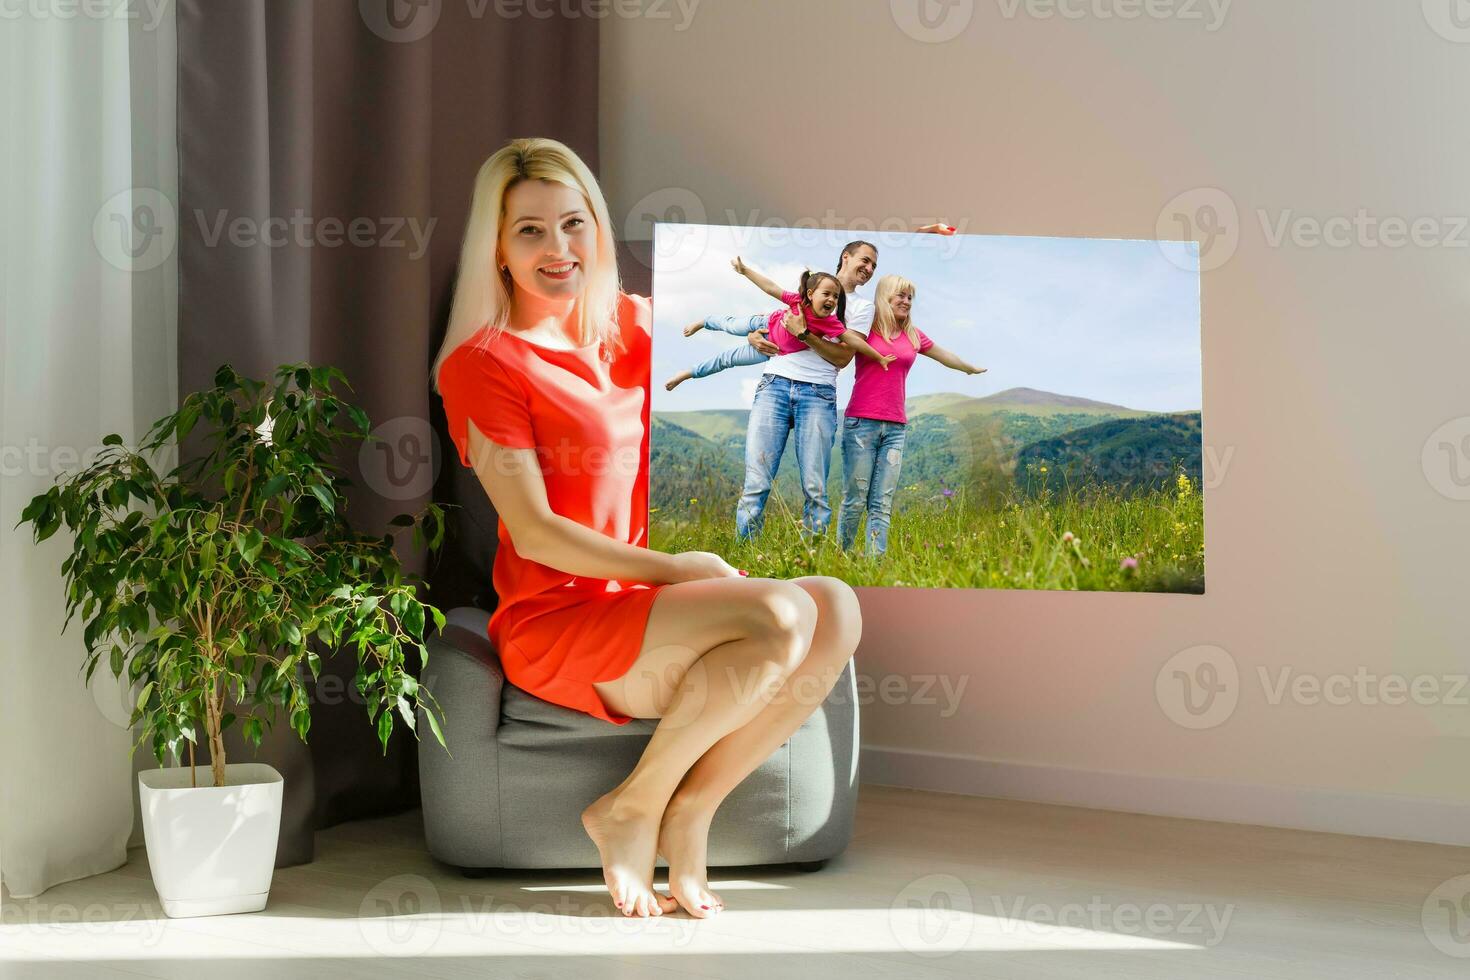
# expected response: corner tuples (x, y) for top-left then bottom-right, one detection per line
(3, 784), (1466, 978)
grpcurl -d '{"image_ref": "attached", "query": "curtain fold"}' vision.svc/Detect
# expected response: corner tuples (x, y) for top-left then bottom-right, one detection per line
(175, 0), (599, 865)
(0, 3), (179, 899)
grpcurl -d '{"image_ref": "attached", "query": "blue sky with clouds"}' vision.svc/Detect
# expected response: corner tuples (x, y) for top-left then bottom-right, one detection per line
(649, 223), (1202, 415)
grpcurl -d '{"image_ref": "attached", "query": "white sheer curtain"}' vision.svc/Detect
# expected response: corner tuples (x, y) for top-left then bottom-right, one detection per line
(0, 2), (177, 899)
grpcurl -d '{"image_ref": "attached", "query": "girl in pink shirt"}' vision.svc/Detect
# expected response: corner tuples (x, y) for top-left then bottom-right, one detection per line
(837, 274), (987, 556)
(663, 257), (894, 391)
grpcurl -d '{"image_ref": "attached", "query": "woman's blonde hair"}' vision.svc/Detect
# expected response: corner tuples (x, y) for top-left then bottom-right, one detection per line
(872, 274), (921, 349)
(431, 138), (623, 391)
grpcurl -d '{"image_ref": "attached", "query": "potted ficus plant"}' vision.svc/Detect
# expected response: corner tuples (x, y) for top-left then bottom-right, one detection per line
(16, 363), (450, 918)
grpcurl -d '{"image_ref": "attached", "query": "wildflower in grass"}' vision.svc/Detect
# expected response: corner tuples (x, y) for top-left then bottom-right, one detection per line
(689, 497), (698, 504)
(649, 507), (660, 514)
(1120, 556), (1139, 571)
(1062, 531), (1075, 544)
(1176, 472), (1194, 499)
(1039, 466), (1048, 473)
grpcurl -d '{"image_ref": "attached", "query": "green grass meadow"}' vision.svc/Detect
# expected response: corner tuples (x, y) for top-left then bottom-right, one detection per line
(649, 472), (1205, 593)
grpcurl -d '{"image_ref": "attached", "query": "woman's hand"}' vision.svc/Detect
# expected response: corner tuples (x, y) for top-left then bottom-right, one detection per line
(746, 327), (782, 357)
(667, 550), (744, 583)
(915, 222), (957, 235)
(968, 365), (988, 375)
(731, 256), (748, 276)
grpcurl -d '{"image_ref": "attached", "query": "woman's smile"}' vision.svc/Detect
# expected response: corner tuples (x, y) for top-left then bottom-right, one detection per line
(539, 260), (578, 281)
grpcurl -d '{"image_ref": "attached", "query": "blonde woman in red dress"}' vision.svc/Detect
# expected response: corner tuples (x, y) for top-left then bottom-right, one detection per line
(433, 138), (865, 920)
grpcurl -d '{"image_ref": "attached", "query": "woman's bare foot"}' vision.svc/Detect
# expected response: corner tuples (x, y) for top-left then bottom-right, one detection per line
(664, 371), (692, 392)
(657, 794), (724, 917)
(581, 791), (678, 917)
(683, 320), (705, 337)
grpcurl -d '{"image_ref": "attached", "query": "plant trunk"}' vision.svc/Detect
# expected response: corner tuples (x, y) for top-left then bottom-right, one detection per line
(206, 679), (227, 788)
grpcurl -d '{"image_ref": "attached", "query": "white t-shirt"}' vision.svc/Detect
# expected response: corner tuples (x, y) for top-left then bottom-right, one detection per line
(760, 290), (874, 386)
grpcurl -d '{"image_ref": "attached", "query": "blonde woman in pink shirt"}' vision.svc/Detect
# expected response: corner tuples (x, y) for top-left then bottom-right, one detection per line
(837, 274), (987, 556)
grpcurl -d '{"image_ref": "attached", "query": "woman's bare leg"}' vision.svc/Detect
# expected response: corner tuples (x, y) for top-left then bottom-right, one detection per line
(580, 576), (819, 918)
(655, 576), (862, 911)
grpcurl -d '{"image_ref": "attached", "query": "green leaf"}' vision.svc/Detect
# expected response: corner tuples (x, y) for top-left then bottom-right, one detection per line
(422, 707), (446, 748)
(376, 706), (393, 751)
(135, 681), (154, 712)
(396, 695), (416, 733)
(308, 484), (335, 513)
(235, 528), (264, 564)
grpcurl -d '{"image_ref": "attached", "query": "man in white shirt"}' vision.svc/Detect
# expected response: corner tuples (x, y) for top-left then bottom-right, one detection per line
(733, 240), (876, 541)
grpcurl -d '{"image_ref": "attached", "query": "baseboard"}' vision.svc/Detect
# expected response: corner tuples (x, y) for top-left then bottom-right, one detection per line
(859, 745), (1470, 848)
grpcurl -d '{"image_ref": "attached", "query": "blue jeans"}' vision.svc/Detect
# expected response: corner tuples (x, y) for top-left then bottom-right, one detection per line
(735, 374), (837, 539)
(837, 416), (908, 556)
(690, 313), (771, 379)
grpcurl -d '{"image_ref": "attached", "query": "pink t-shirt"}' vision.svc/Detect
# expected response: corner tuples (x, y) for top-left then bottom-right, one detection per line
(844, 325), (934, 424)
(765, 290), (846, 356)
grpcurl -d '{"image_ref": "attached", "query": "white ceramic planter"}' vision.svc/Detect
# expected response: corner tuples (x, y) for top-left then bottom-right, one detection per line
(138, 763), (284, 918)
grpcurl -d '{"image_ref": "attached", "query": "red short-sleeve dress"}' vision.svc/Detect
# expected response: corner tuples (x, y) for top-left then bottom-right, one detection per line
(437, 291), (666, 725)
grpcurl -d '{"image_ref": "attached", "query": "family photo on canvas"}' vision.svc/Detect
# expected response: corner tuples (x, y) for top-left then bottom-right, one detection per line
(648, 224), (1205, 593)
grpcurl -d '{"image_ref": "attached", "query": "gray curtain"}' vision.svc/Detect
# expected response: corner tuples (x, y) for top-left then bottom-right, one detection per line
(176, 0), (599, 865)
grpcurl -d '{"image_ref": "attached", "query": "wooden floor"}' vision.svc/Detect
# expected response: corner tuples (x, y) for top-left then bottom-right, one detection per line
(3, 784), (1467, 978)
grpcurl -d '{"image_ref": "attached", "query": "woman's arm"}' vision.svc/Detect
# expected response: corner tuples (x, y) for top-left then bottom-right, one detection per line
(837, 329), (897, 369)
(732, 256), (788, 302)
(921, 343), (986, 375)
(464, 422), (737, 584)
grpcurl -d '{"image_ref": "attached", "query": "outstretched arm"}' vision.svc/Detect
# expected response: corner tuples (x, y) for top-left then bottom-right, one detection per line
(921, 343), (986, 375)
(838, 328), (897, 370)
(731, 256), (788, 302)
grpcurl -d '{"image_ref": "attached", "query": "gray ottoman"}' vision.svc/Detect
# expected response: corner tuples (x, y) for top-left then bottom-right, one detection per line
(418, 607), (859, 873)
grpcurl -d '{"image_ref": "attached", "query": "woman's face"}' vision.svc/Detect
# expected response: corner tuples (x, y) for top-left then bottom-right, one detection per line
(889, 289), (913, 321)
(807, 278), (841, 318)
(499, 179), (596, 303)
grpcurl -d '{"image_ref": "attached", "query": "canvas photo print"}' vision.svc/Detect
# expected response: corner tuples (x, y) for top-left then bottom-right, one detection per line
(648, 223), (1204, 593)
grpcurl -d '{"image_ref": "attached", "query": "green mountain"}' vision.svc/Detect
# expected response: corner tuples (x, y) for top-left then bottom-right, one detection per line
(908, 386), (1149, 420)
(650, 388), (1202, 514)
(1015, 413), (1203, 496)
